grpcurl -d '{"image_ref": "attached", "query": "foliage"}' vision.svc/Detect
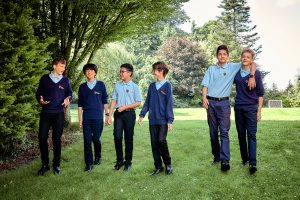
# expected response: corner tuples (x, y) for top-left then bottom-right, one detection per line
(156, 37), (208, 99)
(282, 75), (300, 107)
(192, 20), (243, 64)
(31, 0), (188, 92)
(218, 0), (262, 55)
(0, 0), (50, 144)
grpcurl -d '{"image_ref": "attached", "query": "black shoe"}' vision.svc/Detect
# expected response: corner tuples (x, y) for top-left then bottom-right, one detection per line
(165, 165), (173, 175)
(53, 166), (60, 175)
(221, 162), (230, 172)
(94, 157), (101, 165)
(38, 165), (50, 176)
(85, 165), (93, 172)
(114, 161), (124, 170)
(211, 158), (221, 165)
(124, 163), (132, 172)
(150, 167), (164, 176)
(249, 165), (257, 174)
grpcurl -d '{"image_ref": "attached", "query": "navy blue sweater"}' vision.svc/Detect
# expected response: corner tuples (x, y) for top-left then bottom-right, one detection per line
(78, 81), (108, 119)
(234, 70), (264, 105)
(36, 74), (72, 113)
(139, 81), (174, 125)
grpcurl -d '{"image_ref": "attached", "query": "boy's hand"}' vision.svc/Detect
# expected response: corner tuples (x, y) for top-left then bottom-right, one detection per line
(107, 116), (112, 125)
(40, 96), (50, 105)
(138, 117), (143, 125)
(202, 97), (209, 109)
(257, 111), (262, 121)
(78, 120), (82, 129)
(167, 123), (173, 131)
(248, 77), (256, 90)
(62, 97), (70, 107)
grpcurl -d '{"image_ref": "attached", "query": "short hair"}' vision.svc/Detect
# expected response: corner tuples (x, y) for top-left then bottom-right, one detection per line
(120, 63), (133, 77)
(216, 45), (229, 56)
(52, 58), (66, 66)
(152, 61), (169, 77)
(241, 48), (255, 59)
(83, 63), (98, 74)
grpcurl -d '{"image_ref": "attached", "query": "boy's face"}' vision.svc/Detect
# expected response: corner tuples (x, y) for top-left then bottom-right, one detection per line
(53, 62), (66, 75)
(217, 50), (229, 65)
(241, 52), (253, 67)
(119, 67), (131, 81)
(85, 69), (96, 80)
(152, 69), (164, 80)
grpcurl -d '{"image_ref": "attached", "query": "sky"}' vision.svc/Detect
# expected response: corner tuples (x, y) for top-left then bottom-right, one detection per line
(179, 0), (300, 89)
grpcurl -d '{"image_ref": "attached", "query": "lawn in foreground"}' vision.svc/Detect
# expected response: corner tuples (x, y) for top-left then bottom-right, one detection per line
(1, 109), (300, 199)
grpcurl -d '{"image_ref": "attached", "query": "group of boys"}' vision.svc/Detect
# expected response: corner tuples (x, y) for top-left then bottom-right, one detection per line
(36, 45), (263, 176)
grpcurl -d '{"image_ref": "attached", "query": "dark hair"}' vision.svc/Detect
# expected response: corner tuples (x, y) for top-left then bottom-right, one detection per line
(216, 45), (229, 56)
(83, 63), (98, 74)
(52, 58), (66, 66)
(152, 61), (169, 77)
(120, 63), (133, 77)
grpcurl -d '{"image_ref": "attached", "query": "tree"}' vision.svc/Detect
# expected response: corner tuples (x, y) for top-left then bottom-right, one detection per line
(31, 0), (188, 91)
(156, 37), (208, 102)
(218, 0), (262, 55)
(0, 0), (50, 144)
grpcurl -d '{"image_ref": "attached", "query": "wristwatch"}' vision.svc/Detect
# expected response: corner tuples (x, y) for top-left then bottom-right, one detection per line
(249, 74), (255, 78)
(105, 113), (109, 116)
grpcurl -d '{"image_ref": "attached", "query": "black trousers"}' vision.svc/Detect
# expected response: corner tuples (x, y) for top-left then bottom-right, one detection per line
(149, 124), (171, 169)
(38, 112), (64, 167)
(113, 110), (136, 165)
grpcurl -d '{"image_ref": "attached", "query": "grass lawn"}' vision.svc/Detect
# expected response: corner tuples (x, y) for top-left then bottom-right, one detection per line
(1, 108), (300, 199)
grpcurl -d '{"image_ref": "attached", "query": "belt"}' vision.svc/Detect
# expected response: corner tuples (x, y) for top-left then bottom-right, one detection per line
(116, 108), (135, 112)
(206, 96), (229, 101)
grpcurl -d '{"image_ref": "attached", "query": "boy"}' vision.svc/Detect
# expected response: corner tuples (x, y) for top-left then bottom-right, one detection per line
(78, 63), (108, 172)
(201, 45), (256, 172)
(107, 63), (141, 171)
(138, 61), (174, 175)
(36, 58), (72, 175)
(234, 49), (264, 174)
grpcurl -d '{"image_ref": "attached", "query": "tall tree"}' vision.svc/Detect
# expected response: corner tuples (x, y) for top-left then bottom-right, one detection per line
(0, 0), (50, 143)
(218, 0), (262, 55)
(31, 0), (188, 91)
(156, 37), (208, 100)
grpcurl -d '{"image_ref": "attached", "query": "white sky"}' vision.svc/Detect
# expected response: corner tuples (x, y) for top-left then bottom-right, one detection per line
(179, 0), (300, 89)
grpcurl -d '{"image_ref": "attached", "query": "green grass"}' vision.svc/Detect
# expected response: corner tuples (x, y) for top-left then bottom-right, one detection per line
(1, 108), (300, 199)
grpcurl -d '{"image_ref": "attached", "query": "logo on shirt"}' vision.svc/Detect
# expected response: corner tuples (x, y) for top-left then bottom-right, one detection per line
(94, 91), (101, 95)
(59, 85), (64, 90)
(160, 90), (167, 95)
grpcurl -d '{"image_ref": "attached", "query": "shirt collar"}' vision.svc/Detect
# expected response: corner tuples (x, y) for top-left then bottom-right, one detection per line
(122, 80), (133, 85)
(50, 71), (63, 79)
(87, 79), (97, 86)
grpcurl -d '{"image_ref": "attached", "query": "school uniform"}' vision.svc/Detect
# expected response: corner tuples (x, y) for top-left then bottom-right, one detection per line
(234, 69), (264, 166)
(111, 80), (141, 167)
(36, 73), (72, 168)
(139, 80), (174, 170)
(201, 63), (241, 163)
(78, 80), (108, 167)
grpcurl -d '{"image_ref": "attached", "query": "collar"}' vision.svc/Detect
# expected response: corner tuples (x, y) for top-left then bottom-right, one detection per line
(50, 71), (63, 79)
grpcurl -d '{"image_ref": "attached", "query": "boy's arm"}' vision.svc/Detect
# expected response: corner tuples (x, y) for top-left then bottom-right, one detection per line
(257, 97), (263, 121)
(202, 86), (209, 109)
(166, 84), (174, 125)
(78, 107), (83, 128)
(248, 62), (257, 90)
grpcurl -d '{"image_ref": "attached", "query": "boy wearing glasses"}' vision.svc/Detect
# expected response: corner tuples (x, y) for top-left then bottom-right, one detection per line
(107, 63), (141, 171)
(138, 61), (174, 175)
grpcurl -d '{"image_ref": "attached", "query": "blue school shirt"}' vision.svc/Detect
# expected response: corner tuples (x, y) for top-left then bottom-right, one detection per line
(111, 80), (141, 108)
(155, 79), (167, 90)
(49, 72), (63, 83)
(201, 63), (241, 98)
(87, 79), (97, 90)
(36, 74), (72, 113)
(78, 81), (108, 119)
(139, 81), (174, 125)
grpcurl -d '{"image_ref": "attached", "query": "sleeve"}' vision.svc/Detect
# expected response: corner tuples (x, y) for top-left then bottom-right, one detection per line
(139, 85), (151, 117)
(166, 83), (174, 124)
(256, 71), (265, 97)
(65, 78), (73, 100)
(230, 62), (242, 74)
(134, 84), (142, 102)
(201, 67), (211, 87)
(36, 76), (44, 103)
(77, 85), (83, 107)
(111, 84), (118, 100)
(101, 82), (108, 104)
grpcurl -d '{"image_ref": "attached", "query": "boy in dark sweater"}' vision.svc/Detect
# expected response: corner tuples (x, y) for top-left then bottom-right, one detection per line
(138, 61), (174, 175)
(78, 63), (108, 172)
(36, 58), (72, 175)
(234, 49), (264, 174)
